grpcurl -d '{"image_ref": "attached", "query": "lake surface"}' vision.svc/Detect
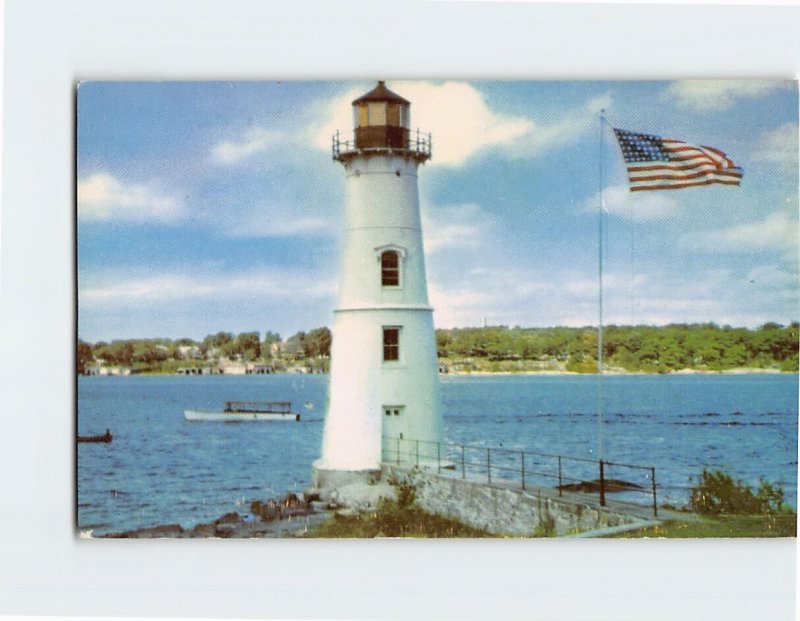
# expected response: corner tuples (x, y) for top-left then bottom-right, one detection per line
(77, 373), (798, 535)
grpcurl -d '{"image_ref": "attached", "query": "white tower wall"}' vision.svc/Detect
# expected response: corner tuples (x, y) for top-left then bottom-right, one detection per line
(314, 145), (444, 483)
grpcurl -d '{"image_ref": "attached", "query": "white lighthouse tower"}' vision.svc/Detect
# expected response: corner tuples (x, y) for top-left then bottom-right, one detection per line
(313, 81), (444, 492)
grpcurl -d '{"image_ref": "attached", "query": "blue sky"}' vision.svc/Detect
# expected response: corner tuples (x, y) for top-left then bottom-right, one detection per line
(77, 80), (798, 342)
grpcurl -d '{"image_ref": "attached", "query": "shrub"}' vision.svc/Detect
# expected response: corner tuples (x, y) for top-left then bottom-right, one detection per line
(689, 469), (788, 516)
(394, 477), (417, 509)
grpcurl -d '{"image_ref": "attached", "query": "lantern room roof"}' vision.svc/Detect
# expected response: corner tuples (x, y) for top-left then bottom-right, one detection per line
(352, 81), (410, 106)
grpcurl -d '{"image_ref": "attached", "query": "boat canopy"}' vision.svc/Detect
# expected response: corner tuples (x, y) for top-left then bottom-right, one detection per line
(223, 401), (292, 413)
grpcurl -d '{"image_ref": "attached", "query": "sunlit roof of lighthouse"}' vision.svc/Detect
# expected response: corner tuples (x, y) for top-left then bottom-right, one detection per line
(352, 80), (410, 105)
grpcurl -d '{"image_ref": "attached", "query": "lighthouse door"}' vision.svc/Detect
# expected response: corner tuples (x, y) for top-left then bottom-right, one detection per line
(381, 405), (406, 463)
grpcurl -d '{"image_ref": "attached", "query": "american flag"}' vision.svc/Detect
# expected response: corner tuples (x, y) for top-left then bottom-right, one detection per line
(613, 128), (743, 192)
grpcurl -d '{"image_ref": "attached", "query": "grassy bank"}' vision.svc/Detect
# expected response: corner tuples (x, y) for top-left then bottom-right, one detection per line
(613, 513), (796, 538)
(308, 468), (797, 538)
(308, 499), (496, 538)
(309, 504), (796, 538)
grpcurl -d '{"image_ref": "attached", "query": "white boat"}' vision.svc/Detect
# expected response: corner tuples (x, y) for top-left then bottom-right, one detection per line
(184, 400), (300, 422)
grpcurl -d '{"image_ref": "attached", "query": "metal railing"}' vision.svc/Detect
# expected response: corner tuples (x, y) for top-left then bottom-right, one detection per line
(382, 436), (658, 517)
(332, 129), (432, 161)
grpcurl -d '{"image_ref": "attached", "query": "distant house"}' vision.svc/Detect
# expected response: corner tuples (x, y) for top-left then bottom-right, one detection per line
(269, 342), (283, 358)
(282, 338), (306, 360)
(218, 359), (248, 375)
(85, 365), (131, 376)
(176, 366), (222, 375)
(177, 345), (202, 359)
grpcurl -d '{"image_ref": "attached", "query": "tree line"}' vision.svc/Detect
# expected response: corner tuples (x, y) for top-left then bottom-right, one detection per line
(435, 322), (798, 373)
(77, 328), (331, 374)
(78, 322), (798, 375)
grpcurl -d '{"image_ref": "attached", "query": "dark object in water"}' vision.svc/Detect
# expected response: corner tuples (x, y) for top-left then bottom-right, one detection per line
(78, 429), (113, 443)
(558, 478), (644, 493)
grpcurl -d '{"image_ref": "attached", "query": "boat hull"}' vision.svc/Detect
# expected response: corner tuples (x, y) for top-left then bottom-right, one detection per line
(184, 410), (300, 422)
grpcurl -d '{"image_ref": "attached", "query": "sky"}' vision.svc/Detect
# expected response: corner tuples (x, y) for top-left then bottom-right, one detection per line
(76, 80), (799, 342)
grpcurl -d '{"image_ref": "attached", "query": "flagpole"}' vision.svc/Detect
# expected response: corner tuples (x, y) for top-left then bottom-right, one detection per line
(597, 111), (606, 465)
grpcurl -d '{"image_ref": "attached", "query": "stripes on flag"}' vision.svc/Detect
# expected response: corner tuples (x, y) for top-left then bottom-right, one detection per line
(613, 128), (743, 192)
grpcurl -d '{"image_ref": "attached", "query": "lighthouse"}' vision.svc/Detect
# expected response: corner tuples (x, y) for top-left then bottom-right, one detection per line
(313, 81), (444, 492)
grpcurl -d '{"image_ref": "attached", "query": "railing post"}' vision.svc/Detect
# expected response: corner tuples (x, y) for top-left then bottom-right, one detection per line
(415, 439), (420, 468)
(487, 448), (492, 484)
(599, 459), (606, 506)
(558, 455), (563, 497)
(461, 444), (466, 479)
(437, 442), (441, 474)
(396, 436), (400, 466)
(521, 451), (526, 490)
(651, 467), (658, 518)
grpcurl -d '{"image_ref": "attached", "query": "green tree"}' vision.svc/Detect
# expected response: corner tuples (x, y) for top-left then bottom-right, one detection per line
(305, 327), (332, 358)
(132, 340), (168, 365)
(77, 340), (94, 374)
(285, 331), (306, 360)
(99, 340), (133, 365)
(262, 331), (281, 359)
(203, 332), (234, 359)
(436, 330), (452, 357)
(234, 331), (262, 360)
(204, 331), (234, 348)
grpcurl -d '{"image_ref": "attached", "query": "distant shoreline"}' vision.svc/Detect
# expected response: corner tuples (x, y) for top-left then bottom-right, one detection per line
(79, 367), (796, 378)
(442, 367), (793, 377)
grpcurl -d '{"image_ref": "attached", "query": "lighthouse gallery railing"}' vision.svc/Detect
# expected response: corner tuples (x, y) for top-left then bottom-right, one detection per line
(332, 129), (432, 160)
(382, 436), (658, 518)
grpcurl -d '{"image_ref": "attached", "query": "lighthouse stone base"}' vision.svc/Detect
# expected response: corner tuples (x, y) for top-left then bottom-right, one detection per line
(311, 462), (395, 510)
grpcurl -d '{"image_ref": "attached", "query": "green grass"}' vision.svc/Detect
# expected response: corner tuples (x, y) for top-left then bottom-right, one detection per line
(308, 504), (797, 538)
(308, 499), (496, 538)
(613, 513), (797, 538)
(309, 469), (797, 539)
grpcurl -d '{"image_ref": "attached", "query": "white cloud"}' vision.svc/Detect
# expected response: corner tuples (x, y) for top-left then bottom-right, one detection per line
(310, 84), (364, 152)
(507, 91), (614, 159)
(745, 263), (798, 289)
(665, 80), (782, 112)
(753, 122), (799, 169)
(422, 202), (493, 253)
(428, 280), (498, 328)
(397, 81), (534, 166)
(312, 81), (609, 168)
(681, 211), (799, 258)
(428, 253), (796, 330)
(584, 184), (682, 221)
(210, 128), (287, 165)
(224, 212), (335, 238)
(78, 173), (185, 223)
(81, 270), (336, 305)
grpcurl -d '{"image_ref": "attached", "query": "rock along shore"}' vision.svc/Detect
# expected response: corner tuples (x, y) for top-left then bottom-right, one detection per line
(99, 491), (333, 539)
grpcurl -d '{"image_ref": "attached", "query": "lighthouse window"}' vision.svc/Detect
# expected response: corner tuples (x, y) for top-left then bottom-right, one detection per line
(381, 251), (400, 286)
(399, 106), (409, 129)
(368, 101), (386, 125)
(387, 103), (401, 127)
(383, 327), (400, 361)
(356, 104), (369, 128)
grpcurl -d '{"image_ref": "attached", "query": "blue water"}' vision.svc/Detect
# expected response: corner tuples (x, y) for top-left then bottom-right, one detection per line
(77, 373), (798, 534)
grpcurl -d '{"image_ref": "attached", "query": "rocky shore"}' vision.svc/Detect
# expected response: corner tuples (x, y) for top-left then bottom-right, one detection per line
(100, 492), (333, 539)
